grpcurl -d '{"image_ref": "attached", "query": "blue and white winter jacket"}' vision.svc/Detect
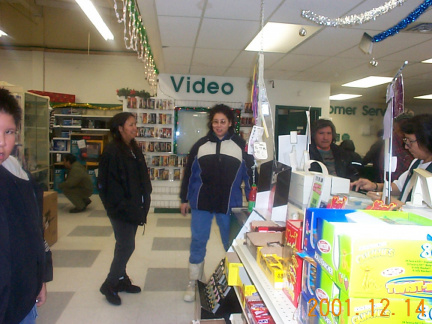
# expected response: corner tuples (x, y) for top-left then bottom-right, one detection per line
(180, 129), (254, 214)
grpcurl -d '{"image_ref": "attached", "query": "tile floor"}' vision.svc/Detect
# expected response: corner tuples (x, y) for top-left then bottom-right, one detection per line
(38, 194), (227, 324)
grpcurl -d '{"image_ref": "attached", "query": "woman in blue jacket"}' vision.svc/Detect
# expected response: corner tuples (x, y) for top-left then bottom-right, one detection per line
(180, 104), (254, 302)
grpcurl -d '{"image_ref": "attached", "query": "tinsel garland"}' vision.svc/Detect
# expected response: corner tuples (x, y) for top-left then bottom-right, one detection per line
(113, 0), (158, 93)
(52, 103), (122, 110)
(373, 0), (432, 42)
(301, 0), (407, 26)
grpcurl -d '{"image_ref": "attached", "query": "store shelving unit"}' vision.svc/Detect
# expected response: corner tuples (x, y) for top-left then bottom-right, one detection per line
(233, 239), (298, 324)
(3, 83), (51, 190)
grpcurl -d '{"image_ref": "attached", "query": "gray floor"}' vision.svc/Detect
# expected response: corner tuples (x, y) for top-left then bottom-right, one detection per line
(37, 194), (226, 324)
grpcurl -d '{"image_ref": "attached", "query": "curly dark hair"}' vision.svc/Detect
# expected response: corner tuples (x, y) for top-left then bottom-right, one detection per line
(0, 88), (22, 127)
(401, 114), (432, 154)
(311, 118), (336, 143)
(207, 104), (235, 131)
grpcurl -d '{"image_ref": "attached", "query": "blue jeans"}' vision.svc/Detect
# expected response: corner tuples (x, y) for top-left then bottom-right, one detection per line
(20, 304), (37, 324)
(189, 209), (231, 264)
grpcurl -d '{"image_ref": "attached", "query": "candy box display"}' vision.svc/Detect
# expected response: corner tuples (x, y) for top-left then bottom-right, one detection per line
(257, 246), (285, 289)
(286, 219), (303, 251)
(303, 208), (357, 256)
(282, 246), (303, 307)
(316, 213), (432, 298)
(225, 252), (243, 286)
(301, 257), (432, 324)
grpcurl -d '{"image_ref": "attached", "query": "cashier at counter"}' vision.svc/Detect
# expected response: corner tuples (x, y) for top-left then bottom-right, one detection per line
(352, 114), (432, 206)
(308, 119), (360, 181)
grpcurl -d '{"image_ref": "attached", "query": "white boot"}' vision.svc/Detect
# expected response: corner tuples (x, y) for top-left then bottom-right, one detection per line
(183, 261), (204, 302)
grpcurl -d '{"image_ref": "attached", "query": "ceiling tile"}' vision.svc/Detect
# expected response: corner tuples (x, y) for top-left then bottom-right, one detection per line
(158, 16), (201, 47)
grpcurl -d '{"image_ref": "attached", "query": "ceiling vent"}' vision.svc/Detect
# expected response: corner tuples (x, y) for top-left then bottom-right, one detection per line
(405, 23), (432, 33)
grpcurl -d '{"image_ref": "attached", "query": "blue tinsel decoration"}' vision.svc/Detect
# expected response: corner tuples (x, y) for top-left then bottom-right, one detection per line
(373, 0), (432, 42)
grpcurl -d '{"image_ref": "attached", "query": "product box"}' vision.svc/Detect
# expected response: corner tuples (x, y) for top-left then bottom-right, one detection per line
(257, 246), (285, 289)
(298, 292), (321, 324)
(246, 231), (284, 260)
(250, 220), (285, 233)
(282, 243), (303, 307)
(310, 210), (432, 298)
(53, 168), (65, 193)
(225, 252), (243, 287)
(286, 219), (303, 251)
(237, 267), (258, 308)
(303, 208), (356, 257)
(43, 191), (58, 246)
(302, 264), (432, 324)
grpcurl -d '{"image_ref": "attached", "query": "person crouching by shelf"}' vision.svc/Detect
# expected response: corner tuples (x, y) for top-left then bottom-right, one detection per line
(59, 153), (93, 213)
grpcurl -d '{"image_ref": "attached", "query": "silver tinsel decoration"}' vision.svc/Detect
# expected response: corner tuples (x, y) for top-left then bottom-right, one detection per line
(301, 0), (407, 26)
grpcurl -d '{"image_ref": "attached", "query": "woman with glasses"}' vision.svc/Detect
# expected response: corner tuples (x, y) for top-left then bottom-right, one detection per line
(180, 104), (254, 302)
(352, 114), (432, 205)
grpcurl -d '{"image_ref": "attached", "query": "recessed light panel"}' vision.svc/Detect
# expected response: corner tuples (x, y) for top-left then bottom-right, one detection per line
(342, 76), (392, 88)
(414, 94), (432, 99)
(329, 94), (362, 100)
(245, 22), (320, 53)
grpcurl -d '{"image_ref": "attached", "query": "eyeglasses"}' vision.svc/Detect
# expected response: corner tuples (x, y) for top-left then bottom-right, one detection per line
(403, 137), (417, 146)
(212, 119), (228, 126)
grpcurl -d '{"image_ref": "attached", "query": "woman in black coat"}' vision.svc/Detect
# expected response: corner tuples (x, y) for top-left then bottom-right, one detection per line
(98, 112), (152, 306)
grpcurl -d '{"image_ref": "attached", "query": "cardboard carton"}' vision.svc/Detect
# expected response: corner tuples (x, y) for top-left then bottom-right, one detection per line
(43, 191), (58, 246)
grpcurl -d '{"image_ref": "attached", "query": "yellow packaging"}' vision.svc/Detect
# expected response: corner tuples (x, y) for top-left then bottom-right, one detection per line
(238, 267), (257, 307)
(225, 252), (243, 286)
(257, 246), (285, 289)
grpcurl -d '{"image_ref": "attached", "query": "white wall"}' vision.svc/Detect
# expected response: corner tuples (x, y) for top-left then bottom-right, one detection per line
(0, 50), (152, 103)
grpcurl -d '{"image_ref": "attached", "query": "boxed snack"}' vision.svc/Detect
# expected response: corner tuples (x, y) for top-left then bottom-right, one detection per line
(250, 220), (285, 233)
(282, 243), (303, 307)
(246, 231), (284, 260)
(303, 208), (356, 257)
(320, 217), (432, 298)
(302, 264), (432, 324)
(237, 267), (258, 307)
(225, 252), (243, 286)
(286, 219), (303, 251)
(257, 246), (284, 289)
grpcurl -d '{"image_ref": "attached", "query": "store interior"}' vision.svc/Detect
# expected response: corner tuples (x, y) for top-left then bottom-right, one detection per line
(1, 1), (432, 324)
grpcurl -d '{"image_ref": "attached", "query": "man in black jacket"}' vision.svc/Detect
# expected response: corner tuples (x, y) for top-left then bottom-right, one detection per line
(308, 119), (359, 181)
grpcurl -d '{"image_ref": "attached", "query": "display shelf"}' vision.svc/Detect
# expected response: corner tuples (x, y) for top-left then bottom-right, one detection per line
(233, 239), (297, 324)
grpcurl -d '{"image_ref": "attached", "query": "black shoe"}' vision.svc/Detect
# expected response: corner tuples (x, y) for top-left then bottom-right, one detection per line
(116, 276), (141, 293)
(100, 281), (121, 305)
(69, 207), (86, 213)
(84, 198), (92, 207)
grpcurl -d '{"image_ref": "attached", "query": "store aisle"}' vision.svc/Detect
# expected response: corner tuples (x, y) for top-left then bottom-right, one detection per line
(38, 194), (226, 324)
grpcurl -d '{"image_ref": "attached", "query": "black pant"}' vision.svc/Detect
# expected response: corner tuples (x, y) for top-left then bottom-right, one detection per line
(106, 217), (138, 285)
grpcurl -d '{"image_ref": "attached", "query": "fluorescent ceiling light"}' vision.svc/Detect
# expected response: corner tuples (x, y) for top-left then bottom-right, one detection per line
(75, 0), (114, 41)
(329, 94), (362, 100)
(342, 76), (392, 88)
(422, 58), (432, 63)
(0, 29), (7, 37)
(414, 94), (432, 99)
(245, 22), (320, 53)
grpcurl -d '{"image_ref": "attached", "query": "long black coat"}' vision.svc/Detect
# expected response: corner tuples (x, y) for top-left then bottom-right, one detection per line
(98, 140), (152, 225)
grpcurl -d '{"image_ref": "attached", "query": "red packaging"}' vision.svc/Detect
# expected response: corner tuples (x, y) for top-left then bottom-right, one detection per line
(285, 219), (303, 251)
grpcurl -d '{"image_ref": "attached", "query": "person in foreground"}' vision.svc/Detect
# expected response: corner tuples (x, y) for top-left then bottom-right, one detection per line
(308, 119), (359, 181)
(59, 153), (93, 213)
(97, 112), (152, 306)
(352, 114), (432, 207)
(0, 88), (53, 324)
(180, 104), (254, 302)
